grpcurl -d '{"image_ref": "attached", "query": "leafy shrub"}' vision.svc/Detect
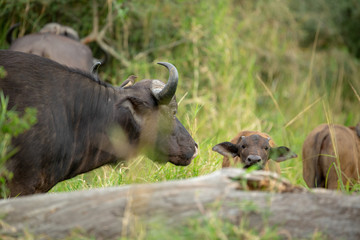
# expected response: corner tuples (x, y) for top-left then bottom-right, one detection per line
(290, 0), (360, 58)
(0, 83), (37, 197)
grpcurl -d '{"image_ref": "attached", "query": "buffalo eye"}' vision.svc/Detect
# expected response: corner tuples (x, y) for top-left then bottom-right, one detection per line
(264, 146), (269, 151)
(241, 145), (246, 149)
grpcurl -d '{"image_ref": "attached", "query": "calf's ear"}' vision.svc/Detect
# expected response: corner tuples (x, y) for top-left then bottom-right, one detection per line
(269, 146), (297, 162)
(212, 142), (238, 158)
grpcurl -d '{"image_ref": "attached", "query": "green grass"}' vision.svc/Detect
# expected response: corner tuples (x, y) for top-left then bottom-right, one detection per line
(1, 0), (360, 238)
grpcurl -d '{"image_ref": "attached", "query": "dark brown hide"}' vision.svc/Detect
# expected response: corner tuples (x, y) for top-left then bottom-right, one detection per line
(0, 50), (197, 197)
(302, 123), (360, 189)
(213, 131), (297, 170)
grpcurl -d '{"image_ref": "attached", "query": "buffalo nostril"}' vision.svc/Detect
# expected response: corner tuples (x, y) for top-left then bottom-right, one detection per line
(247, 155), (262, 164)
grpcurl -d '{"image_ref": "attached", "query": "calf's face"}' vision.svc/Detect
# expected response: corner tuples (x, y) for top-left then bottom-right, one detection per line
(238, 135), (271, 168)
(212, 134), (296, 169)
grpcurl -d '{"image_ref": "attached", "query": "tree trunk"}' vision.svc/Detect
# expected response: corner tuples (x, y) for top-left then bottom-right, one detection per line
(0, 168), (359, 239)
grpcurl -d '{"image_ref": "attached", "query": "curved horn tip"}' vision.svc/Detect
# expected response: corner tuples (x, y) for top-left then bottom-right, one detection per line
(90, 61), (102, 74)
(157, 62), (178, 80)
(94, 61), (102, 67)
(157, 62), (175, 69)
(152, 61), (178, 105)
(6, 23), (21, 45)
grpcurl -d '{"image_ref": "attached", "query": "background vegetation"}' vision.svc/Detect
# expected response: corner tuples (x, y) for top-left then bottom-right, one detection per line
(0, 91), (37, 198)
(0, 0), (359, 238)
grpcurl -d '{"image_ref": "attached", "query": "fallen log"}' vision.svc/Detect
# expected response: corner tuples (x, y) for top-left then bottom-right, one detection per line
(0, 168), (359, 239)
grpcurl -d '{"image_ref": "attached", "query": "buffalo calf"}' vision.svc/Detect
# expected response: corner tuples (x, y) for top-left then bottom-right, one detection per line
(213, 131), (297, 170)
(302, 123), (360, 189)
(0, 50), (198, 197)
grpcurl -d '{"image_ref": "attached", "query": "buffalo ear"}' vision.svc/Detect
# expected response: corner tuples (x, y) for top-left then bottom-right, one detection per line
(116, 96), (150, 125)
(122, 96), (152, 115)
(269, 146), (297, 162)
(212, 142), (238, 158)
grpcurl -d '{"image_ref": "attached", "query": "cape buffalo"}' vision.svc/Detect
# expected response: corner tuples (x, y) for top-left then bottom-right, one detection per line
(213, 131), (297, 170)
(0, 50), (198, 197)
(7, 23), (97, 72)
(302, 123), (360, 189)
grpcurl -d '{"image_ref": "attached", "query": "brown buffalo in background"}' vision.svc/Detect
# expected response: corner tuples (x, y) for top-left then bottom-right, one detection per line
(302, 123), (360, 189)
(7, 23), (97, 72)
(212, 130), (297, 171)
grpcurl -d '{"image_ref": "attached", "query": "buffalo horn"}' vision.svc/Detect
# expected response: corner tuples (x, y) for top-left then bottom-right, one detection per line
(90, 61), (102, 75)
(6, 23), (20, 44)
(153, 62), (178, 105)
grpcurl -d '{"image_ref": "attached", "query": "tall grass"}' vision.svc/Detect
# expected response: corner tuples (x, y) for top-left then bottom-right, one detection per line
(33, 0), (358, 192)
(0, 0), (354, 191)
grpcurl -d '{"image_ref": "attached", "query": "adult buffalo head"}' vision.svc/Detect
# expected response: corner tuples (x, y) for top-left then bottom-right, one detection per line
(116, 62), (199, 166)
